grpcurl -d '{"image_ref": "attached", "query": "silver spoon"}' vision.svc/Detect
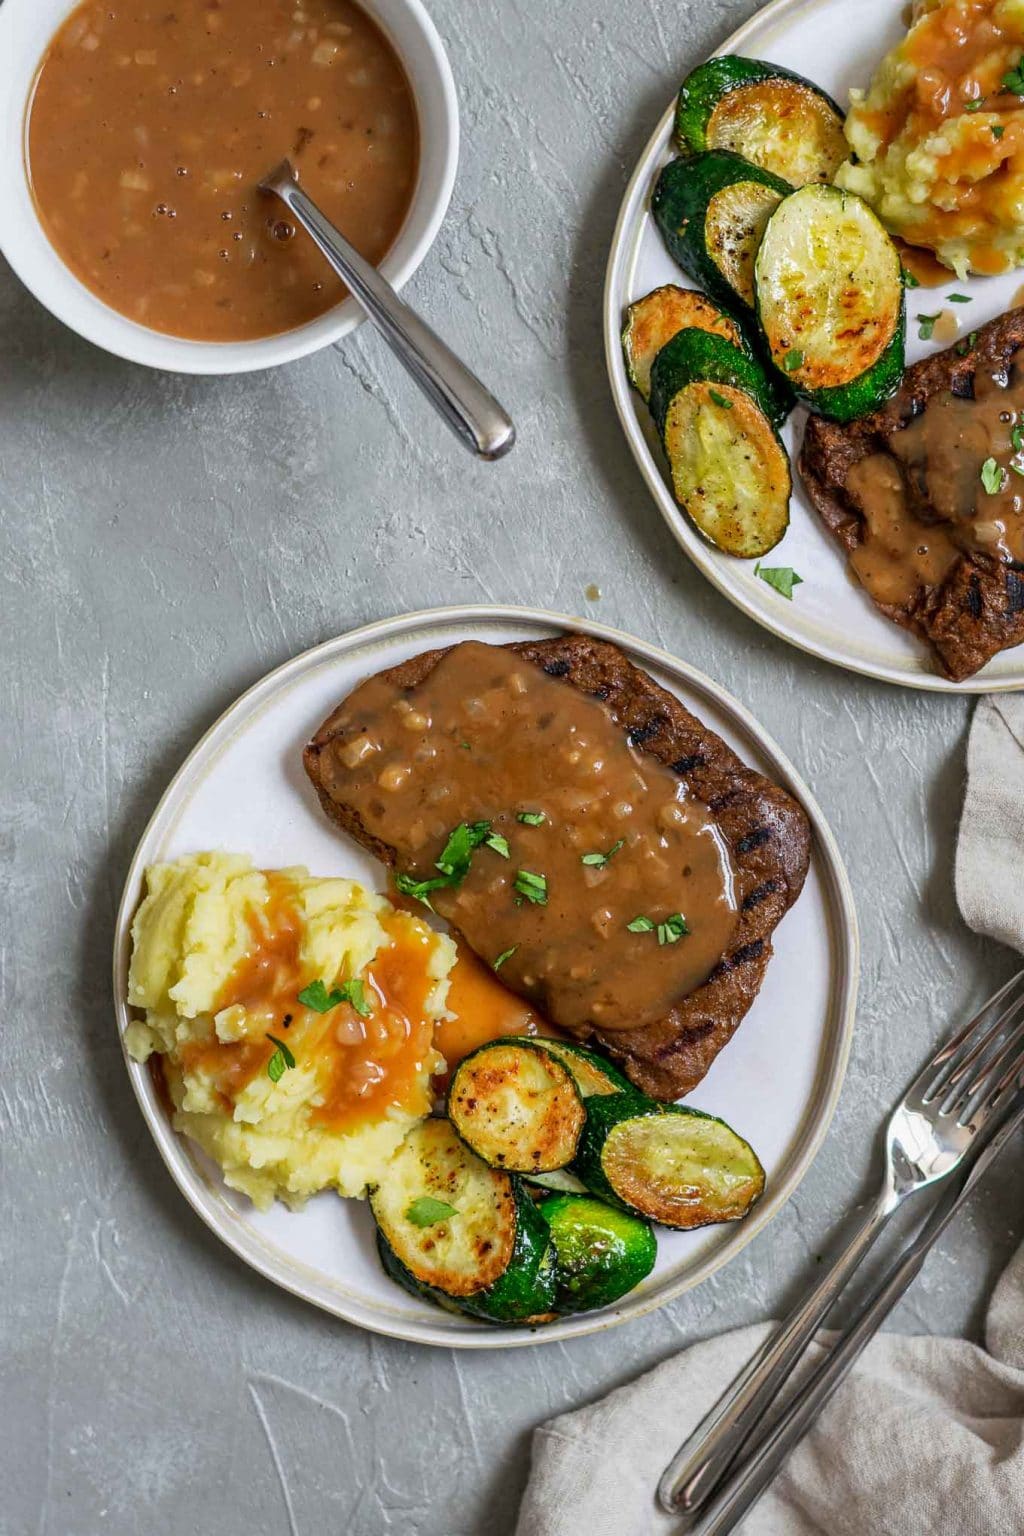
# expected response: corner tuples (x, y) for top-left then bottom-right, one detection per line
(260, 159), (515, 460)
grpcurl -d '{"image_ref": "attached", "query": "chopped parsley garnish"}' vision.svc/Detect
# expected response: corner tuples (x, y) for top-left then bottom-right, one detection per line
(964, 98), (984, 112)
(514, 869), (548, 905)
(981, 457), (1007, 495)
(627, 913), (689, 942)
(993, 124), (1006, 139)
(406, 1197), (457, 1227)
(396, 819), (499, 906)
(657, 913), (690, 946)
(917, 312), (940, 340)
(1011, 463), (1024, 479)
(902, 267), (920, 288)
(298, 979), (339, 1012)
(947, 293), (972, 303)
(394, 871), (449, 905)
(782, 348), (804, 373)
(493, 946), (518, 971)
(298, 978), (372, 1018)
(339, 979), (372, 1017)
(517, 811), (546, 826)
(1012, 424), (1023, 453)
(754, 562), (803, 601)
(1003, 62), (1024, 95)
(581, 838), (625, 869)
(435, 820), (492, 879)
(267, 1033), (296, 1082)
(708, 388), (734, 409)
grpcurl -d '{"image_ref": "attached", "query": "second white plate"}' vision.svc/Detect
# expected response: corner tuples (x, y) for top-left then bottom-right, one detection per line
(604, 0), (1024, 693)
(114, 605), (858, 1348)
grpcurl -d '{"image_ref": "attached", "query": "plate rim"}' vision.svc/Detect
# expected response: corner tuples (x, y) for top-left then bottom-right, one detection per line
(112, 602), (860, 1349)
(602, 0), (1024, 695)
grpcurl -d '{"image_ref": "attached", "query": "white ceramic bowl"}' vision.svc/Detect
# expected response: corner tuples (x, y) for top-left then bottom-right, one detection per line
(0, 0), (458, 373)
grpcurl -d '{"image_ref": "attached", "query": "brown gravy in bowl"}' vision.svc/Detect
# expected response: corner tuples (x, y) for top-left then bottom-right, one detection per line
(26, 0), (418, 341)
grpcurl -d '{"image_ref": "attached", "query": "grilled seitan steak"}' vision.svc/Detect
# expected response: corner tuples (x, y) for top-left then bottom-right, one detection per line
(303, 635), (810, 1100)
(800, 309), (1024, 681)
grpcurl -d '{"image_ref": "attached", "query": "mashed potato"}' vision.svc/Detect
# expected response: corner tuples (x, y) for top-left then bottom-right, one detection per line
(126, 852), (455, 1209)
(836, 0), (1024, 277)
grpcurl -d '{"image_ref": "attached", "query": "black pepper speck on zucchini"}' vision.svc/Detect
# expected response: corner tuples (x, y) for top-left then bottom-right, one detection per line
(675, 56), (847, 187)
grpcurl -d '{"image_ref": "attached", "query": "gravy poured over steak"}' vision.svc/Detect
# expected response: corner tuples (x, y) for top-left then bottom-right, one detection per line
(304, 636), (811, 1100)
(801, 309), (1024, 680)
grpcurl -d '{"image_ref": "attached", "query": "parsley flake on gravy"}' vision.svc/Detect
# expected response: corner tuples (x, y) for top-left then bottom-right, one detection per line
(396, 819), (500, 906)
(627, 913), (689, 943)
(581, 838), (625, 868)
(493, 946), (517, 971)
(266, 1033), (296, 1082)
(298, 977), (372, 1017)
(406, 1197), (457, 1227)
(981, 457), (1006, 495)
(657, 913), (690, 946)
(514, 869), (548, 905)
(517, 811), (546, 826)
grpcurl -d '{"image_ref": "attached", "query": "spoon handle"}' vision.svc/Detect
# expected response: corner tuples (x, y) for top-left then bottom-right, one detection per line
(262, 160), (515, 460)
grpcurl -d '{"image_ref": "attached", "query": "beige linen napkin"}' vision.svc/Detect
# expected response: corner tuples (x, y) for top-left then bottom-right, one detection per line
(516, 696), (1024, 1536)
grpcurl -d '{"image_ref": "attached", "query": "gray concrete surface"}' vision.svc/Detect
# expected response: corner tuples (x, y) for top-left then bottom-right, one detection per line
(3, 1), (1023, 1532)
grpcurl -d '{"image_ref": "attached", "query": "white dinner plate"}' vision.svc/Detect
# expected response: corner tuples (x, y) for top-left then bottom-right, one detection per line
(604, 0), (1024, 693)
(113, 605), (859, 1348)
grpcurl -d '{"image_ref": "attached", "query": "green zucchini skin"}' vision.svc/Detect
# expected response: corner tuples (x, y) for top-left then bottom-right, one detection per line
(648, 327), (789, 435)
(538, 1193), (656, 1313)
(528, 1038), (634, 1097)
(754, 184), (906, 422)
(652, 151), (792, 319)
(571, 1092), (766, 1231)
(377, 1177), (558, 1326)
(675, 56), (845, 178)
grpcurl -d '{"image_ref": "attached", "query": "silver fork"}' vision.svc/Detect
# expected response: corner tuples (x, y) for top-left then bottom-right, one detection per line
(659, 967), (1024, 1522)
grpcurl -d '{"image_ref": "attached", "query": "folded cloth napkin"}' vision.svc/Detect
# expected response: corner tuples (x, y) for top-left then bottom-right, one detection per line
(516, 696), (1024, 1536)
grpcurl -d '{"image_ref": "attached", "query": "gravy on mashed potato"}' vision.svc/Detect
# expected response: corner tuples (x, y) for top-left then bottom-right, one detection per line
(126, 852), (454, 1208)
(837, 0), (1024, 277)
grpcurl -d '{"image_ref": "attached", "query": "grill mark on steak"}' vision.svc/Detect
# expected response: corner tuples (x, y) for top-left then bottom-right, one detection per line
(800, 308), (1024, 680)
(736, 826), (773, 856)
(672, 752), (706, 775)
(303, 634), (811, 1101)
(742, 879), (778, 911)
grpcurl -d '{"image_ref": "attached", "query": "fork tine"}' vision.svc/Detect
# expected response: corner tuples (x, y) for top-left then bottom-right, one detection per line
(940, 992), (1024, 1116)
(917, 968), (1024, 1104)
(957, 1023), (1024, 1127)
